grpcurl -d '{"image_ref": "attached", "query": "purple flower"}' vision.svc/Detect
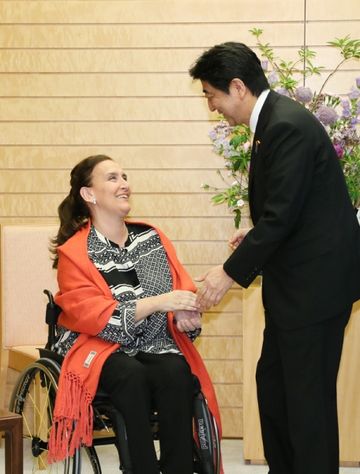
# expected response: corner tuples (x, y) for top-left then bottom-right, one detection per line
(294, 86), (313, 103)
(261, 60), (268, 72)
(276, 87), (290, 97)
(333, 143), (344, 158)
(348, 87), (360, 100)
(267, 71), (279, 86)
(315, 105), (338, 126)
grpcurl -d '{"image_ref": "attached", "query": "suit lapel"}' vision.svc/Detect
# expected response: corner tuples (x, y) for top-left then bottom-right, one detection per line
(248, 91), (280, 197)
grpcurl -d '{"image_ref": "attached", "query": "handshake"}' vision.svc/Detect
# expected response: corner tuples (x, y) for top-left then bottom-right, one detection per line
(173, 263), (234, 333)
(174, 227), (250, 332)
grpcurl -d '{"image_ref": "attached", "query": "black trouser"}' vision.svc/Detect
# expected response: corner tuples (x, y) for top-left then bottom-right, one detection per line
(99, 351), (194, 474)
(256, 306), (352, 474)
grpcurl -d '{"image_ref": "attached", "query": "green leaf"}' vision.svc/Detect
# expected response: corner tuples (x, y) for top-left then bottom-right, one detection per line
(249, 28), (263, 38)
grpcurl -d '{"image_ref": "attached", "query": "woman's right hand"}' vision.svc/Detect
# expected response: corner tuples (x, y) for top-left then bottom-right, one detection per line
(135, 290), (199, 322)
(175, 310), (202, 332)
(155, 290), (200, 313)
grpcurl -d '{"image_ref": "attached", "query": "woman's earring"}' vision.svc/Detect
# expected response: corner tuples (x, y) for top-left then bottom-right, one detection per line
(92, 197), (97, 205)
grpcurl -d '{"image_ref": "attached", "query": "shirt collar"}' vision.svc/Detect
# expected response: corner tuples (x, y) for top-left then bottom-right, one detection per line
(249, 89), (270, 134)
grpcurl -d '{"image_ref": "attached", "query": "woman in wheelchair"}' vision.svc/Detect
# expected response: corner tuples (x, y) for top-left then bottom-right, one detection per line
(48, 155), (222, 474)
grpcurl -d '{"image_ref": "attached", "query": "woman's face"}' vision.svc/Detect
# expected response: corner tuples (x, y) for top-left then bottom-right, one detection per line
(85, 160), (131, 218)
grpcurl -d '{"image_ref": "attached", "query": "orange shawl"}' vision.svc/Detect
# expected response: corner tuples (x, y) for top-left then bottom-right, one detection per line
(48, 220), (222, 467)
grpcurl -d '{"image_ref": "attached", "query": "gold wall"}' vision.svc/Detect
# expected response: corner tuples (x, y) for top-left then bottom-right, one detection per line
(0, 0), (359, 437)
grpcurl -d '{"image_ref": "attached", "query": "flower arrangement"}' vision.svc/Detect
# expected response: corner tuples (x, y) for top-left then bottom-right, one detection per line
(203, 29), (360, 228)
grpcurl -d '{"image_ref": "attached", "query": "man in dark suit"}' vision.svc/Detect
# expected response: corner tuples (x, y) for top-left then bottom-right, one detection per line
(189, 42), (360, 474)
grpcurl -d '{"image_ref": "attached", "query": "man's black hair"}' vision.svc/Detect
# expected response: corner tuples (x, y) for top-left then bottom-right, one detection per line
(189, 42), (269, 97)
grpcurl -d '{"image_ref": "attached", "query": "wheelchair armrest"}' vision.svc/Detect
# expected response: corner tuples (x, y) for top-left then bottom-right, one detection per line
(38, 347), (64, 365)
(44, 289), (62, 325)
(43, 289), (62, 350)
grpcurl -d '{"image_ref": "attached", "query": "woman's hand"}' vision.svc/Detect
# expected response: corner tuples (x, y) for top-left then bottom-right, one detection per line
(156, 290), (200, 313)
(135, 290), (199, 322)
(174, 310), (202, 332)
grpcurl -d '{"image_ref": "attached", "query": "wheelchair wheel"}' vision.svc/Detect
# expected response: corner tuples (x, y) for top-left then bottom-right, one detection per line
(193, 392), (221, 474)
(9, 357), (102, 474)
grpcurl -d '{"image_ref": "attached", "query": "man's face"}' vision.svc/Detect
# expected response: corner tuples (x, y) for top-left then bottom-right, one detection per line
(201, 80), (250, 126)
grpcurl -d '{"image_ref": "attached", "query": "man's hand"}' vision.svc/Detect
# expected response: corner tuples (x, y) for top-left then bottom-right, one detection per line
(229, 227), (251, 250)
(195, 265), (234, 310)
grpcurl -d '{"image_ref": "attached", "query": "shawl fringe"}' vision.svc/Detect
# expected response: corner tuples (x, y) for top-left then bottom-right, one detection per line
(48, 371), (94, 463)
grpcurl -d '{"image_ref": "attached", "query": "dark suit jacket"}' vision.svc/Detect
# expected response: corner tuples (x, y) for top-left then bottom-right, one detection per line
(224, 91), (360, 329)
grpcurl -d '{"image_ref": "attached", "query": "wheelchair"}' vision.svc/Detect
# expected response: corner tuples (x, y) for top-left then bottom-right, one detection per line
(9, 290), (221, 473)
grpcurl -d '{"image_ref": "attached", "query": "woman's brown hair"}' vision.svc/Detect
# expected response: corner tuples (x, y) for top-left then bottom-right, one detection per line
(51, 154), (113, 268)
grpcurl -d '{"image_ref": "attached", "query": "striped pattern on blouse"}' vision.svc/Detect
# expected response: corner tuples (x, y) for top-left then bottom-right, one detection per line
(55, 223), (197, 356)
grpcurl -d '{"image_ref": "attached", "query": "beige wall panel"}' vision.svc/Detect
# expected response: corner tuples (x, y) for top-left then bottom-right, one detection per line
(0, 194), (230, 218)
(204, 361), (242, 384)
(306, 71), (360, 96)
(0, 146), (221, 169)
(0, 169), (225, 193)
(0, 97), (213, 121)
(184, 265), (231, 280)
(337, 300), (360, 461)
(306, 0), (360, 20)
(305, 47), (358, 71)
(242, 285), (360, 461)
(0, 48), (303, 73)
(0, 217), (59, 224)
(221, 408), (242, 438)
(0, 1), (304, 24)
(167, 242), (232, 265)
(0, 23), (305, 49)
(138, 218), (236, 241)
(200, 312), (242, 337)
(0, 49), (204, 73)
(1, 170), (64, 193)
(214, 384), (242, 408)
(195, 336), (242, 360)
(0, 73), (201, 98)
(306, 21), (360, 44)
(0, 122), (214, 145)
(132, 194), (233, 218)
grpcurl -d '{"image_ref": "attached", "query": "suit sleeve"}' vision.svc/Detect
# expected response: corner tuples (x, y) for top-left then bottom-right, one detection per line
(224, 119), (316, 287)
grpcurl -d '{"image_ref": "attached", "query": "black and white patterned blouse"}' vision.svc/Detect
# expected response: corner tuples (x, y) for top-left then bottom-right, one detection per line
(55, 223), (198, 356)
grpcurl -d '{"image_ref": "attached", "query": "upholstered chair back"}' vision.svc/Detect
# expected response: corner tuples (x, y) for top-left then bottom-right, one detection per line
(0, 224), (58, 409)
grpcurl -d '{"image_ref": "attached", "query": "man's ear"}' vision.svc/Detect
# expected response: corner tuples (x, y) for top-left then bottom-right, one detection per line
(80, 186), (94, 204)
(230, 78), (247, 97)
